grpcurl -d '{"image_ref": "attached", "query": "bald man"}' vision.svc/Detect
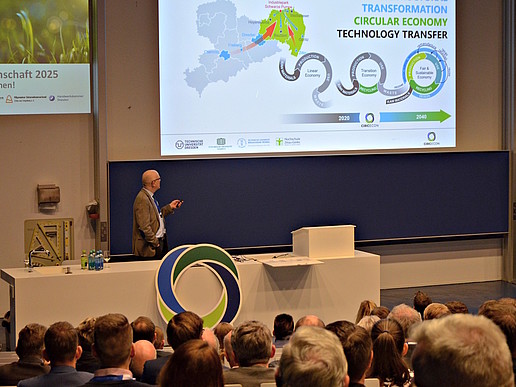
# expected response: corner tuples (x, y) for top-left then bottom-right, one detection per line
(129, 340), (156, 381)
(132, 169), (182, 258)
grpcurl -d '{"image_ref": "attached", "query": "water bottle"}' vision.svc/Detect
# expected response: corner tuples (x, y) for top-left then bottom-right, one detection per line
(98, 250), (104, 270)
(95, 250), (101, 271)
(80, 250), (88, 270)
(88, 250), (95, 270)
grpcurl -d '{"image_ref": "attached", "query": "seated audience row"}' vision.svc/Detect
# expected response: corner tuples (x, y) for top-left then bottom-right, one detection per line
(1, 294), (515, 387)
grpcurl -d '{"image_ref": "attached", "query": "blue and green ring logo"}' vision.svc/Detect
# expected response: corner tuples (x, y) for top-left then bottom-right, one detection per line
(156, 244), (242, 328)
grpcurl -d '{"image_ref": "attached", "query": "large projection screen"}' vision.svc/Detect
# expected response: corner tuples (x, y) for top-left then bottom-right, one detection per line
(159, 0), (455, 156)
(0, 0), (90, 115)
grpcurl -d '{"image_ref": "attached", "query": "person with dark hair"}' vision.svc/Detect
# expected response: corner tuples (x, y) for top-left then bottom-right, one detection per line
(343, 326), (373, 387)
(131, 316), (155, 343)
(158, 339), (223, 387)
(141, 311), (203, 385)
(371, 306), (390, 320)
(83, 313), (148, 386)
(413, 291), (432, 319)
(223, 320), (276, 386)
(19, 321), (92, 387)
(213, 322), (233, 364)
(445, 300), (469, 314)
(153, 326), (165, 352)
(478, 299), (516, 372)
(325, 320), (355, 347)
(369, 319), (412, 387)
(76, 317), (100, 373)
(0, 323), (49, 385)
(355, 300), (377, 324)
(294, 314), (325, 330)
(273, 313), (294, 348)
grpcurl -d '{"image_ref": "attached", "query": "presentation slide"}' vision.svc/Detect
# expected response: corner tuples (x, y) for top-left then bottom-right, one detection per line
(0, 0), (90, 115)
(159, 0), (455, 156)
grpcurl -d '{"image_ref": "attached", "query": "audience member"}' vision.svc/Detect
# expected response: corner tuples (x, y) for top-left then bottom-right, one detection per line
(141, 311), (203, 385)
(423, 302), (451, 320)
(76, 317), (100, 373)
(202, 327), (220, 351)
(369, 319), (412, 387)
(223, 320), (276, 387)
(129, 340), (156, 381)
(387, 304), (421, 338)
(0, 323), (49, 385)
(325, 320), (355, 347)
(355, 300), (377, 324)
(411, 314), (514, 387)
(343, 326), (373, 387)
(83, 313), (148, 386)
(158, 339), (223, 387)
(294, 314), (325, 330)
(273, 313), (294, 348)
(371, 306), (390, 319)
(387, 304), (421, 369)
(19, 321), (92, 387)
(499, 297), (516, 307)
(478, 299), (497, 315)
(131, 316), (155, 343)
(356, 315), (380, 334)
(413, 291), (432, 319)
(276, 326), (349, 387)
(153, 326), (166, 357)
(213, 322), (233, 355)
(478, 299), (516, 372)
(223, 330), (238, 368)
(445, 300), (469, 314)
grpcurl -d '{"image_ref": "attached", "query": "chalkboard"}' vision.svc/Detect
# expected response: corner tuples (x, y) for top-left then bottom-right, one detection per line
(108, 151), (509, 255)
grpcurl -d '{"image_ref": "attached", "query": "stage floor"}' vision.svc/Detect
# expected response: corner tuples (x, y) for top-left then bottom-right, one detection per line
(380, 280), (516, 315)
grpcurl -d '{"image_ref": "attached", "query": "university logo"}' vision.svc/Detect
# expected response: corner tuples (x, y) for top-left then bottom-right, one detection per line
(155, 244), (242, 328)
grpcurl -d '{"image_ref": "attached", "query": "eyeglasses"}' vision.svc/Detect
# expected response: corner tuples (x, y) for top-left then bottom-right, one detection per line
(152, 178), (161, 183)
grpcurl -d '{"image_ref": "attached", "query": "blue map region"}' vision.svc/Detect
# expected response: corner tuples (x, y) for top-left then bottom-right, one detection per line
(185, 0), (281, 95)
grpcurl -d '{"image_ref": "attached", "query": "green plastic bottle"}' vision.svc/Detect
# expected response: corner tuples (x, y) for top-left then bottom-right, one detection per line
(80, 250), (88, 270)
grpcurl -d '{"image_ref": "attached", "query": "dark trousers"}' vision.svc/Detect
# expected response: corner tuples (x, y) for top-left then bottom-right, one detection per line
(155, 234), (169, 259)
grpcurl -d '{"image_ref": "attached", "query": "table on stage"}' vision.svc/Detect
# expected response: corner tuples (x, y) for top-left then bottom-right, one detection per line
(1, 250), (379, 349)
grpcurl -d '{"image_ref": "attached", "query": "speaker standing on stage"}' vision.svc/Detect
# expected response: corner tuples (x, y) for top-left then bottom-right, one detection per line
(132, 169), (182, 259)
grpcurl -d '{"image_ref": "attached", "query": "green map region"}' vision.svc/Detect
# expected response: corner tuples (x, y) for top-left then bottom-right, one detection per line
(259, 8), (305, 57)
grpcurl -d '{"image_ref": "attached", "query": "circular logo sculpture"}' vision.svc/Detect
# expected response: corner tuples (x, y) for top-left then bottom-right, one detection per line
(156, 244), (242, 328)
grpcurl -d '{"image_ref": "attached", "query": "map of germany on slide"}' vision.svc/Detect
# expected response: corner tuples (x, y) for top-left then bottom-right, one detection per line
(185, 0), (306, 95)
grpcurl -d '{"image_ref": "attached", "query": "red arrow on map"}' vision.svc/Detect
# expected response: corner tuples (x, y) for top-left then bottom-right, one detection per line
(288, 24), (296, 46)
(263, 21), (277, 40)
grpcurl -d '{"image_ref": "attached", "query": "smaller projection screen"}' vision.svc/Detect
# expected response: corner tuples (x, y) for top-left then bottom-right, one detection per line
(0, 0), (90, 115)
(159, 0), (455, 156)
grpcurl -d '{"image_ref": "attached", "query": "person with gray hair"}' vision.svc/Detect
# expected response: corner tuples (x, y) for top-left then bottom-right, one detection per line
(276, 326), (349, 387)
(388, 304), (422, 338)
(223, 320), (276, 387)
(388, 303), (422, 369)
(411, 314), (514, 387)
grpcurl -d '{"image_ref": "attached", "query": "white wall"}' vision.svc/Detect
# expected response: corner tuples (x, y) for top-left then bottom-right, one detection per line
(363, 238), (504, 289)
(0, 114), (95, 312)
